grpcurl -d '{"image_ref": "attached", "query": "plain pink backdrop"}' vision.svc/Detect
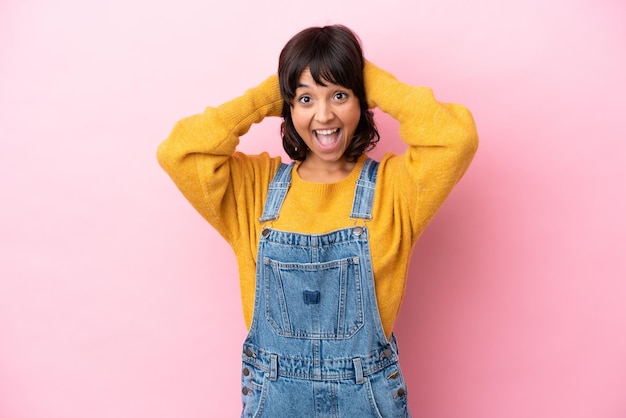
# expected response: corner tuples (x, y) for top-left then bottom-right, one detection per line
(1, 0), (625, 417)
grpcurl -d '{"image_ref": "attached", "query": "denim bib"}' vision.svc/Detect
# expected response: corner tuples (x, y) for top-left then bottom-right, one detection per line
(241, 158), (410, 417)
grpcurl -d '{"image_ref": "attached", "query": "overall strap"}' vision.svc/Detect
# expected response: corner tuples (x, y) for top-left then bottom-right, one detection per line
(349, 158), (380, 220)
(260, 158), (379, 223)
(259, 162), (294, 222)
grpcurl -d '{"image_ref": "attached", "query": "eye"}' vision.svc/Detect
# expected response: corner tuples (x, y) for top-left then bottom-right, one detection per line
(297, 95), (312, 104)
(334, 91), (349, 101)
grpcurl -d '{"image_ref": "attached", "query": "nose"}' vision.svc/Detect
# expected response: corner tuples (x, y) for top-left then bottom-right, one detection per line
(314, 101), (335, 123)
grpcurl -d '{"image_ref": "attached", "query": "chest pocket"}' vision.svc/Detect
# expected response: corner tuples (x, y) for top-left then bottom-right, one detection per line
(263, 256), (364, 339)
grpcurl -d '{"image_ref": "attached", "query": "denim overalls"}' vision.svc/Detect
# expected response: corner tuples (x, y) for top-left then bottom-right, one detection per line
(241, 159), (411, 417)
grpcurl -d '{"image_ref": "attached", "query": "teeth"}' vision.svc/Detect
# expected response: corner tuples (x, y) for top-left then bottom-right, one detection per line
(315, 128), (339, 135)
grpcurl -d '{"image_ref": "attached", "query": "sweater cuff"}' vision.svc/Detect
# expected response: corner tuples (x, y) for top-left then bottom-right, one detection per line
(364, 61), (401, 109)
(217, 75), (284, 137)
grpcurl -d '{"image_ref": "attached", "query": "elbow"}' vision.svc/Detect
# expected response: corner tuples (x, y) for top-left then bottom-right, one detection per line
(156, 120), (191, 173)
(463, 125), (479, 160)
(156, 139), (174, 172)
(453, 104), (479, 159)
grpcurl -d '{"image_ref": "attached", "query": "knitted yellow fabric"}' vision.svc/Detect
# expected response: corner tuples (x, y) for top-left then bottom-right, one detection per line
(157, 62), (478, 338)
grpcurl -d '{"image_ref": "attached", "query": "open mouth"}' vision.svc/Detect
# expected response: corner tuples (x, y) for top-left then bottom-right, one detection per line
(313, 128), (341, 149)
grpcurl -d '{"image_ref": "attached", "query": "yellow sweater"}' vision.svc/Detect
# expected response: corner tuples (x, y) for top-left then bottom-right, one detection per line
(157, 62), (478, 338)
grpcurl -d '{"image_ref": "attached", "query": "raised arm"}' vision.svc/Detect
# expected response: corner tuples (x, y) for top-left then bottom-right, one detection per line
(157, 75), (284, 244)
(364, 61), (479, 233)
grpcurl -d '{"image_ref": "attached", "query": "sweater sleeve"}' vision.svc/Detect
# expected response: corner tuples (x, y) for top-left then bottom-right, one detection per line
(156, 75), (284, 245)
(364, 62), (479, 236)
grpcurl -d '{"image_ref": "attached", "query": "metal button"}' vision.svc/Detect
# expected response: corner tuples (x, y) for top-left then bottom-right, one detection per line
(383, 348), (393, 358)
(243, 368), (250, 376)
(395, 388), (406, 398)
(353, 226), (364, 236)
(261, 228), (270, 237)
(245, 348), (256, 358)
(242, 386), (249, 395)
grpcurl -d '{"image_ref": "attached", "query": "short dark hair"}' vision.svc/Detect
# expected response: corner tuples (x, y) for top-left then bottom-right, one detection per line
(278, 25), (380, 162)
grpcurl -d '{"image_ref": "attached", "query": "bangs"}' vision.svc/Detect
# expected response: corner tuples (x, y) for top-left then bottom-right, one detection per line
(307, 50), (354, 90)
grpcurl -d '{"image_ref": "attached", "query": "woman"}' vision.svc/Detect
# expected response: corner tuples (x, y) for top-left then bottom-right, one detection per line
(158, 24), (478, 417)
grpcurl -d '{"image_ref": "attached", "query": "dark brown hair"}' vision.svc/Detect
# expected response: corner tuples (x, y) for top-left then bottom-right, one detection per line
(278, 25), (379, 161)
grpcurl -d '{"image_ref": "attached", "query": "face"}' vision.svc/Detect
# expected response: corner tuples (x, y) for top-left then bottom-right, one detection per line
(290, 68), (361, 168)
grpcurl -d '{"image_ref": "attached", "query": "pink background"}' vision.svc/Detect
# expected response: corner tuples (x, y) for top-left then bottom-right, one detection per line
(1, 0), (625, 417)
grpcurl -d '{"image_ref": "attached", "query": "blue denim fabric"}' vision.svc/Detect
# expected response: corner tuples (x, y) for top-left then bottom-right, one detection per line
(242, 159), (411, 417)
